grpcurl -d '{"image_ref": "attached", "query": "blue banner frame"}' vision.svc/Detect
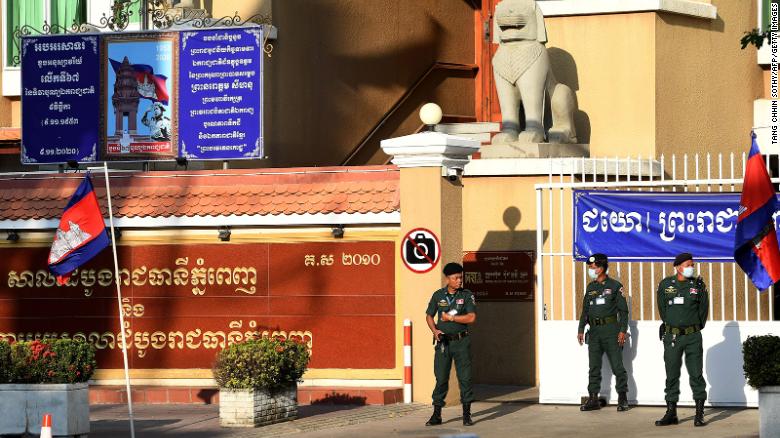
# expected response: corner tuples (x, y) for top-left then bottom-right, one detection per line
(573, 191), (780, 262)
(20, 27), (265, 164)
(178, 27), (263, 160)
(21, 35), (100, 164)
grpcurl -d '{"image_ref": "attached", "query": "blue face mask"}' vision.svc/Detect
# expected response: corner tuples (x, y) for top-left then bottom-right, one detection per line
(587, 268), (598, 279)
(682, 266), (695, 278)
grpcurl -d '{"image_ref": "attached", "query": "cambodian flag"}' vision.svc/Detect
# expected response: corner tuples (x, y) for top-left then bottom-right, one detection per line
(48, 174), (110, 285)
(734, 133), (780, 290)
(109, 58), (170, 105)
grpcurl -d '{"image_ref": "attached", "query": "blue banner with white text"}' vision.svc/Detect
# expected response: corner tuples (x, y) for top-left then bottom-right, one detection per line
(178, 28), (263, 160)
(21, 35), (100, 164)
(573, 191), (780, 262)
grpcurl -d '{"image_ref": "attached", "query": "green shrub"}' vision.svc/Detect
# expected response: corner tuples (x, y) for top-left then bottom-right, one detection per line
(213, 338), (310, 392)
(0, 339), (96, 384)
(0, 341), (11, 383)
(743, 335), (780, 389)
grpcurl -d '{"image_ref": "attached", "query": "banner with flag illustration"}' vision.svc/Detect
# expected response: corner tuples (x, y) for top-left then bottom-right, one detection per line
(109, 57), (170, 104)
(734, 133), (780, 290)
(48, 174), (110, 285)
(21, 29), (264, 163)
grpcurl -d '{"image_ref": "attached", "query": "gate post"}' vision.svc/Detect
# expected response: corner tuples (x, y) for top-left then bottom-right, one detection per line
(382, 128), (480, 404)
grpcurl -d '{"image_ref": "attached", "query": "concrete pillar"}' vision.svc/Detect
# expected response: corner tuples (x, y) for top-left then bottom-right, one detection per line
(381, 131), (479, 405)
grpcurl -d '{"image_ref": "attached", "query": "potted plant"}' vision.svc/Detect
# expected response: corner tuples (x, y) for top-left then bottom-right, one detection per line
(743, 335), (780, 437)
(214, 338), (310, 427)
(0, 338), (96, 437)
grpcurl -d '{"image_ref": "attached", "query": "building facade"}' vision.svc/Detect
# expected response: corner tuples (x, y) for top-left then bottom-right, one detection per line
(0, 0), (774, 406)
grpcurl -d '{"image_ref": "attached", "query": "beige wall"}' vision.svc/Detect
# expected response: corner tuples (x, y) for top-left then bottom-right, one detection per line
(654, 0), (764, 167)
(544, 13), (657, 159)
(397, 167), (465, 403)
(207, 0), (272, 19)
(462, 176), (548, 386)
(543, 2), (764, 163)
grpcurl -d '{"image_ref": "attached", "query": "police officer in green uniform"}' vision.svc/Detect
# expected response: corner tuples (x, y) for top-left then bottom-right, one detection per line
(655, 252), (709, 427)
(425, 262), (477, 427)
(577, 253), (629, 412)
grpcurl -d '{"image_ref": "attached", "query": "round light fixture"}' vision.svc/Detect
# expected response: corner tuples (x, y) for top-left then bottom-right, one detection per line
(419, 103), (443, 127)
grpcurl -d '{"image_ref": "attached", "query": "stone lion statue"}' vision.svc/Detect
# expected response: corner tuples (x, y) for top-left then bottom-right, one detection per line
(491, 0), (577, 145)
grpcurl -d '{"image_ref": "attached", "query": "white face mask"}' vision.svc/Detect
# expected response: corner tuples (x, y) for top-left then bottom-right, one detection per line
(587, 268), (598, 279)
(681, 266), (695, 278)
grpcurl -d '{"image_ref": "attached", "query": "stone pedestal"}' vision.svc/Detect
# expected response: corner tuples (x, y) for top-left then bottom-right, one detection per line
(0, 383), (89, 437)
(219, 386), (297, 428)
(760, 386), (780, 438)
(381, 132), (480, 405)
(481, 142), (589, 159)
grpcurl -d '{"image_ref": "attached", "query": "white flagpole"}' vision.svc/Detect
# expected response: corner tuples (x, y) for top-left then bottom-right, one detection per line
(101, 162), (136, 438)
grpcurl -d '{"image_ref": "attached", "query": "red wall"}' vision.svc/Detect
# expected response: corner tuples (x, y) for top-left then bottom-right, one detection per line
(0, 241), (395, 370)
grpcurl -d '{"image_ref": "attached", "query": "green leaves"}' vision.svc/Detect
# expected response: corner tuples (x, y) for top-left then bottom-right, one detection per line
(741, 28), (769, 50)
(0, 339), (96, 384)
(743, 335), (780, 389)
(213, 338), (310, 391)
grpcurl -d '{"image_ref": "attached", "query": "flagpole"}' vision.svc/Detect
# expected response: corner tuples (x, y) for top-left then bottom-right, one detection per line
(102, 162), (136, 438)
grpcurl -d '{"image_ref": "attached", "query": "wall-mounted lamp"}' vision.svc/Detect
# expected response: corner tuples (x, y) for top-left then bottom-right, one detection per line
(66, 160), (79, 169)
(109, 228), (122, 242)
(218, 226), (231, 242)
(176, 157), (188, 167)
(6, 230), (19, 242)
(331, 225), (344, 239)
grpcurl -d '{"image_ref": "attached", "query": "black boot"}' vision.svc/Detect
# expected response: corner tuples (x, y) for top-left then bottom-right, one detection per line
(694, 399), (707, 427)
(580, 393), (601, 411)
(462, 403), (474, 426)
(617, 391), (629, 412)
(655, 402), (679, 426)
(425, 405), (442, 426)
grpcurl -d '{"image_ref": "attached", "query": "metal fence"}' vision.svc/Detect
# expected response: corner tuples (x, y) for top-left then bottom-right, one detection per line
(535, 153), (778, 324)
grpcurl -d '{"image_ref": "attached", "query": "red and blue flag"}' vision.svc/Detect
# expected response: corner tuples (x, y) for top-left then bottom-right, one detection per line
(109, 57), (170, 104)
(734, 133), (780, 290)
(48, 174), (110, 285)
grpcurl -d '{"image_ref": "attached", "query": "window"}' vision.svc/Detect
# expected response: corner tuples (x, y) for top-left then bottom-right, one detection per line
(758, 0), (773, 65)
(5, 0), (87, 67)
(761, 0), (771, 33)
(1, 0), (139, 96)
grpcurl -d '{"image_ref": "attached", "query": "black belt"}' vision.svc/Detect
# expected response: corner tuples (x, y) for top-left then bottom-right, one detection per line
(591, 315), (617, 326)
(441, 331), (469, 341)
(666, 324), (701, 336)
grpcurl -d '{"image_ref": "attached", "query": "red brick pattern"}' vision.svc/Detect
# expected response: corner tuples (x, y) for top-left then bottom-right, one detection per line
(89, 386), (219, 405)
(0, 166), (400, 220)
(89, 386), (401, 406)
(0, 128), (20, 141)
(297, 387), (403, 406)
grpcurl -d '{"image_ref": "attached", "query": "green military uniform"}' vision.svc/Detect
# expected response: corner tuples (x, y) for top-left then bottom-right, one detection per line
(656, 275), (709, 402)
(578, 276), (629, 394)
(426, 287), (476, 407)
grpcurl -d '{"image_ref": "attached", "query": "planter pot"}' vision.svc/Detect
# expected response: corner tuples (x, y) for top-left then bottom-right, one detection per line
(219, 385), (298, 427)
(760, 386), (780, 437)
(0, 382), (89, 437)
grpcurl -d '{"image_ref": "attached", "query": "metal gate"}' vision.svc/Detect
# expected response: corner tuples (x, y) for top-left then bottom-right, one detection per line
(534, 153), (778, 406)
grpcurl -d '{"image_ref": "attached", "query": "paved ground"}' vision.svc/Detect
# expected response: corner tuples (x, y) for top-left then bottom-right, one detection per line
(89, 400), (759, 438)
